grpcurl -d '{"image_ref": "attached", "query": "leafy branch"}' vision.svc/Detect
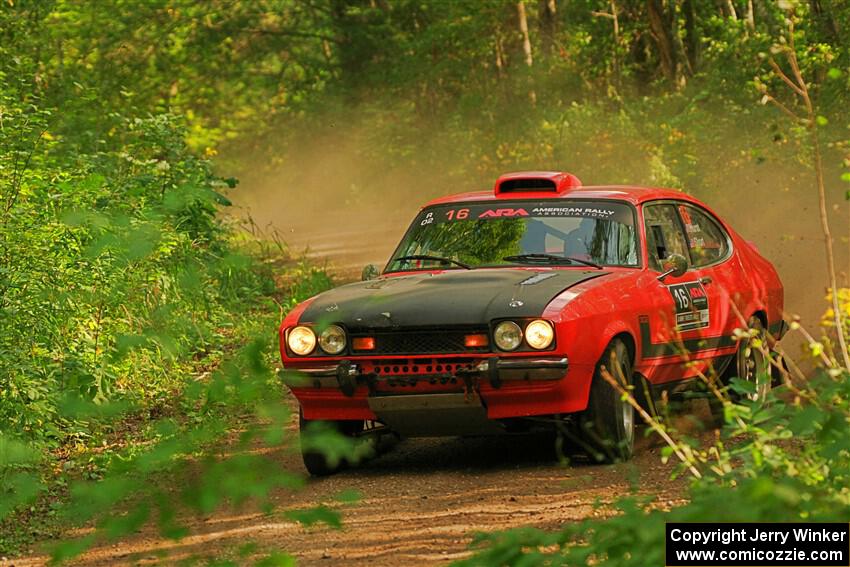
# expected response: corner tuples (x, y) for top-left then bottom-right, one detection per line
(758, 17), (850, 371)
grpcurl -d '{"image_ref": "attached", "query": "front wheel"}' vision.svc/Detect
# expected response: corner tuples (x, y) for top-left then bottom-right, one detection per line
(578, 338), (635, 463)
(299, 411), (364, 476)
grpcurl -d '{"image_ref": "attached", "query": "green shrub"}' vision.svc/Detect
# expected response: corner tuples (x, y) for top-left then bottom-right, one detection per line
(459, 342), (850, 565)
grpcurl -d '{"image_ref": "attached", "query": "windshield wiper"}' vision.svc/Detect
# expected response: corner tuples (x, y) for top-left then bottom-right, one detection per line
(502, 253), (603, 270)
(392, 254), (472, 270)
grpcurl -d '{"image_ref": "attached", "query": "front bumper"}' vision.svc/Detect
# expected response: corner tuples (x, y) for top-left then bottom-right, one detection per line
(285, 354), (588, 423)
(285, 356), (569, 393)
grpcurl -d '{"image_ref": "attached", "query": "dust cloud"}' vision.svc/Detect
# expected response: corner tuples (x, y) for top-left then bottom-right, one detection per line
(224, 112), (849, 356)
(226, 117), (487, 278)
(229, 125), (411, 276)
(689, 154), (850, 342)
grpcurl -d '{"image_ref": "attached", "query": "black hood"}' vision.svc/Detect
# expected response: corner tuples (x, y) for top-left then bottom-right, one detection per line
(299, 268), (607, 329)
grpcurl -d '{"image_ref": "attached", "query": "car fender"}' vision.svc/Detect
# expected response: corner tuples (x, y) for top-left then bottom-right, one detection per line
(541, 271), (644, 412)
(728, 232), (784, 332)
(597, 319), (638, 359)
(545, 270), (643, 364)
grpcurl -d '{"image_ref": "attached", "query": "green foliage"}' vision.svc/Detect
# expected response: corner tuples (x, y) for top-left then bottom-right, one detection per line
(0, 103), (244, 442)
(0, 25), (342, 556)
(458, 363), (850, 565)
(0, 102), (341, 554)
(1, 0), (338, 151)
(34, 331), (359, 563)
(3, 0), (848, 160)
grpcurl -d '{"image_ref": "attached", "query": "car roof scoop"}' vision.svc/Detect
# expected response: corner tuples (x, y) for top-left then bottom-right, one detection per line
(494, 171), (582, 197)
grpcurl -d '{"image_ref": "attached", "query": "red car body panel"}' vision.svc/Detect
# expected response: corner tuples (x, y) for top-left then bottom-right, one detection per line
(279, 172), (784, 425)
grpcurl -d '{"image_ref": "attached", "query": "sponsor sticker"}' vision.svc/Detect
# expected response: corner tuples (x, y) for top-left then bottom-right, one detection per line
(668, 281), (710, 331)
(421, 201), (632, 225)
(478, 208), (529, 218)
(531, 206), (617, 218)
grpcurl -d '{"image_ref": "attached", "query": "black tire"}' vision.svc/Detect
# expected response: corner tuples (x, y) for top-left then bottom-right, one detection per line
(734, 316), (770, 401)
(578, 338), (635, 463)
(299, 410), (364, 476)
(707, 377), (727, 429)
(709, 316), (770, 426)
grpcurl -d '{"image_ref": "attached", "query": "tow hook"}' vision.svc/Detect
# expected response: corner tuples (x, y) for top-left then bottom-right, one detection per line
(486, 356), (501, 389)
(459, 373), (481, 403)
(336, 360), (357, 397)
(469, 357), (501, 389)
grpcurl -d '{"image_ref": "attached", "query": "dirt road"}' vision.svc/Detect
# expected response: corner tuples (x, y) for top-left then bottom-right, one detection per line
(11, 400), (701, 566)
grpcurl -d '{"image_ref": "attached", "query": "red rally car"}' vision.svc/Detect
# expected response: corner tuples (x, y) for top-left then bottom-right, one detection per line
(279, 171), (786, 475)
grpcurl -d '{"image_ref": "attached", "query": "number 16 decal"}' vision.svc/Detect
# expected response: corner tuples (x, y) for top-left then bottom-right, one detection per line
(667, 281), (709, 331)
(672, 287), (690, 310)
(445, 208), (469, 220)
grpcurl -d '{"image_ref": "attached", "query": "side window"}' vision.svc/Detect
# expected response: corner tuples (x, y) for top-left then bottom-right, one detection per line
(678, 204), (730, 266)
(643, 204), (690, 271)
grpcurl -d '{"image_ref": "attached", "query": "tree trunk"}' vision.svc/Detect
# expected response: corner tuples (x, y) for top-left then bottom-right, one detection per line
(517, 1), (533, 67)
(809, 0), (841, 44)
(716, 0), (738, 19)
(646, 0), (677, 83)
(611, 0), (621, 89)
(495, 35), (506, 78)
(683, 0), (699, 70)
(670, 2), (692, 80)
(745, 0), (755, 31)
(539, 0), (558, 53)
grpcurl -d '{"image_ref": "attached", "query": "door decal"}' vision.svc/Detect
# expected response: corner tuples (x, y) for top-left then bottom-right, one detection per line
(638, 316), (735, 360)
(667, 281), (709, 331)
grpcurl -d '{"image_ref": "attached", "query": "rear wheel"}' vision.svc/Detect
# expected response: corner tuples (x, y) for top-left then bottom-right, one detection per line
(299, 411), (364, 476)
(737, 317), (770, 401)
(578, 339), (635, 463)
(709, 316), (770, 425)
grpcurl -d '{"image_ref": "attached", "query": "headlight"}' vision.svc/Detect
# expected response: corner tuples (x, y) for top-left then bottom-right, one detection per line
(318, 324), (346, 354)
(288, 326), (316, 355)
(525, 320), (554, 349)
(494, 321), (523, 351)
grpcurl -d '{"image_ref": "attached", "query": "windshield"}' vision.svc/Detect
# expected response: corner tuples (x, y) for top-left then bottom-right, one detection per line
(387, 200), (639, 271)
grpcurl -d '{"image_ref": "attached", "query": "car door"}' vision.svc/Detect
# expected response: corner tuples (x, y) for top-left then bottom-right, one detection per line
(639, 202), (716, 384)
(674, 202), (739, 359)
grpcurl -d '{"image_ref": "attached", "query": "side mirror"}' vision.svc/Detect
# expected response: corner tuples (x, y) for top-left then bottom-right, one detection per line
(361, 264), (381, 281)
(657, 253), (688, 282)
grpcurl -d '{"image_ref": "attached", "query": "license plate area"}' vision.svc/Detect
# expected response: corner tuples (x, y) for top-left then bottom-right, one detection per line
(367, 393), (504, 437)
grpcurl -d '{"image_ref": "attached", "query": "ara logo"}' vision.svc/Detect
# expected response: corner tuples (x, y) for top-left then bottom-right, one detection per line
(478, 208), (530, 218)
(689, 286), (707, 299)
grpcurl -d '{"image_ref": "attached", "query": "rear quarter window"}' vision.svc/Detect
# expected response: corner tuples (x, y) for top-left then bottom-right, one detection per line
(677, 204), (731, 266)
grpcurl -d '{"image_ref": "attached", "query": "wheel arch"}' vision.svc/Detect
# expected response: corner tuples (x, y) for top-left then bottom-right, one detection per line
(611, 331), (637, 365)
(609, 331), (655, 414)
(752, 309), (768, 328)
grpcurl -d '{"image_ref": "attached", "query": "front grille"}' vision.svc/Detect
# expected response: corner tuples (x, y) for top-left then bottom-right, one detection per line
(361, 358), (478, 376)
(351, 328), (490, 355)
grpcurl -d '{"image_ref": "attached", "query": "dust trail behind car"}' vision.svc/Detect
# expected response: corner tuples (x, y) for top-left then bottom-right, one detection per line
(224, 116), (850, 358)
